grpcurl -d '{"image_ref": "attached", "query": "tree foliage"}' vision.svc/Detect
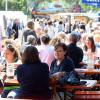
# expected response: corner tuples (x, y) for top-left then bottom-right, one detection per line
(0, 0), (27, 14)
(0, 0), (5, 10)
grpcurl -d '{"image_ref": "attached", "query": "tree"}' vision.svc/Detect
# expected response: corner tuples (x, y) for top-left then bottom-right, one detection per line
(0, 0), (27, 14)
(0, 0), (5, 10)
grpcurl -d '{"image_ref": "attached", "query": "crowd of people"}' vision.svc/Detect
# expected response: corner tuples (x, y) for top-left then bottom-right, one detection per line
(0, 16), (100, 99)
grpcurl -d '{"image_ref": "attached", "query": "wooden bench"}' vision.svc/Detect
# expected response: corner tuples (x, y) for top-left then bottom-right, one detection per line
(0, 87), (3, 92)
(0, 98), (51, 100)
(0, 98), (29, 100)
(93, 81), (100, 90)
(74, 91), (100, 100)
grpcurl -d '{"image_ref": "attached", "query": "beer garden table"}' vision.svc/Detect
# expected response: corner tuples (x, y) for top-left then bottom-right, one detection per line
(0, 73), (97, 100)
(75, 68), (100, 75)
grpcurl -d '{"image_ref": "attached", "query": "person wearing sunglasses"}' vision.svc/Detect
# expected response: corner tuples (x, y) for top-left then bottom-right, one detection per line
(1, 44), (21, 98)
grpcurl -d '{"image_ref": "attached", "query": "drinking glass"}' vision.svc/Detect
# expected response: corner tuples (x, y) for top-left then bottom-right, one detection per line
(6, 63), (15, 79)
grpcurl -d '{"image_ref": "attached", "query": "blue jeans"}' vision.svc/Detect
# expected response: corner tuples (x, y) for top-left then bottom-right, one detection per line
(1, 90), (11, 98)
(7, 89), (51, 99)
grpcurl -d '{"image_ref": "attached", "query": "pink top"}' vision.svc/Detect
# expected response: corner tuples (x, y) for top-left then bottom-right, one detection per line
(36, 45), (54, 69)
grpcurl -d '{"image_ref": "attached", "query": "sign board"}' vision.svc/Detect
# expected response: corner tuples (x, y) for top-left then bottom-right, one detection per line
(82, 0), (100, 3)
(82, 0), (100, 7)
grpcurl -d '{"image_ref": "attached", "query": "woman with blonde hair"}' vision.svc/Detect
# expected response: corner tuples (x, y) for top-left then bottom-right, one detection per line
(1, 43), (21, 98)
(94, 34), (100, 46)
(49, 37), (61, 47)
(56, 32), (67, 43)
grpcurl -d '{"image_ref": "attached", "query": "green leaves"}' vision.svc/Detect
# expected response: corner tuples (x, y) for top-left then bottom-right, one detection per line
(0, 0), (27, 13)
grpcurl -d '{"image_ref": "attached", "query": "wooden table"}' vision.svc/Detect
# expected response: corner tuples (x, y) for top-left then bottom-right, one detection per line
(3, 78), (97, 100)
(65, 79), (97, 89)
(75, 68), (100, 75)
(4, 78), (97, 90)
(56, 79), (97, 100)
(94, 63), (100, 68)
(80, 62), (100, 69)
(4, 78), (19, 86)
(55, 79), (97, 93)
(0, 98), (32, 100)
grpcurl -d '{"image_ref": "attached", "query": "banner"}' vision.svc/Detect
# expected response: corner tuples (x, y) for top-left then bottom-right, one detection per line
(82, 0), (100, 7)
(82, 0), (100, 3)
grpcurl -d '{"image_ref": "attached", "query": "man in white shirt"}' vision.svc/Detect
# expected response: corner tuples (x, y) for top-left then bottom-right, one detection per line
(44, 21), (55, 39)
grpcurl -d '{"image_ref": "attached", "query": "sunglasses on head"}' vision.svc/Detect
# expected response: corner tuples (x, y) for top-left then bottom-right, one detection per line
(6, 44), (15, 52)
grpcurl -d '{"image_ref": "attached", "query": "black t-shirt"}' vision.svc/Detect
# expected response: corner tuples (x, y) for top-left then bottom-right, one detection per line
(23, 30), (37, 42)
(17, 61), (50, 97)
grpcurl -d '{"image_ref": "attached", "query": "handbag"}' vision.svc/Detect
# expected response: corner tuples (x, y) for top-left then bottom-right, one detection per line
(67, 70), (80, 85)
(57, 70), (81, 85)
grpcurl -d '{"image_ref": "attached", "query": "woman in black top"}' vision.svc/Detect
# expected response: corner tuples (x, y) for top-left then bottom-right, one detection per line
(7, 46), (51, 99)
(50, 43), (75, 83)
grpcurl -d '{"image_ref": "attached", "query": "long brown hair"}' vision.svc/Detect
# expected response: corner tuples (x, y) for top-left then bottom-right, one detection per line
(22, 46), (40, 64)
(6, 44), (20, 61)
(84, 36), (96, 52)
